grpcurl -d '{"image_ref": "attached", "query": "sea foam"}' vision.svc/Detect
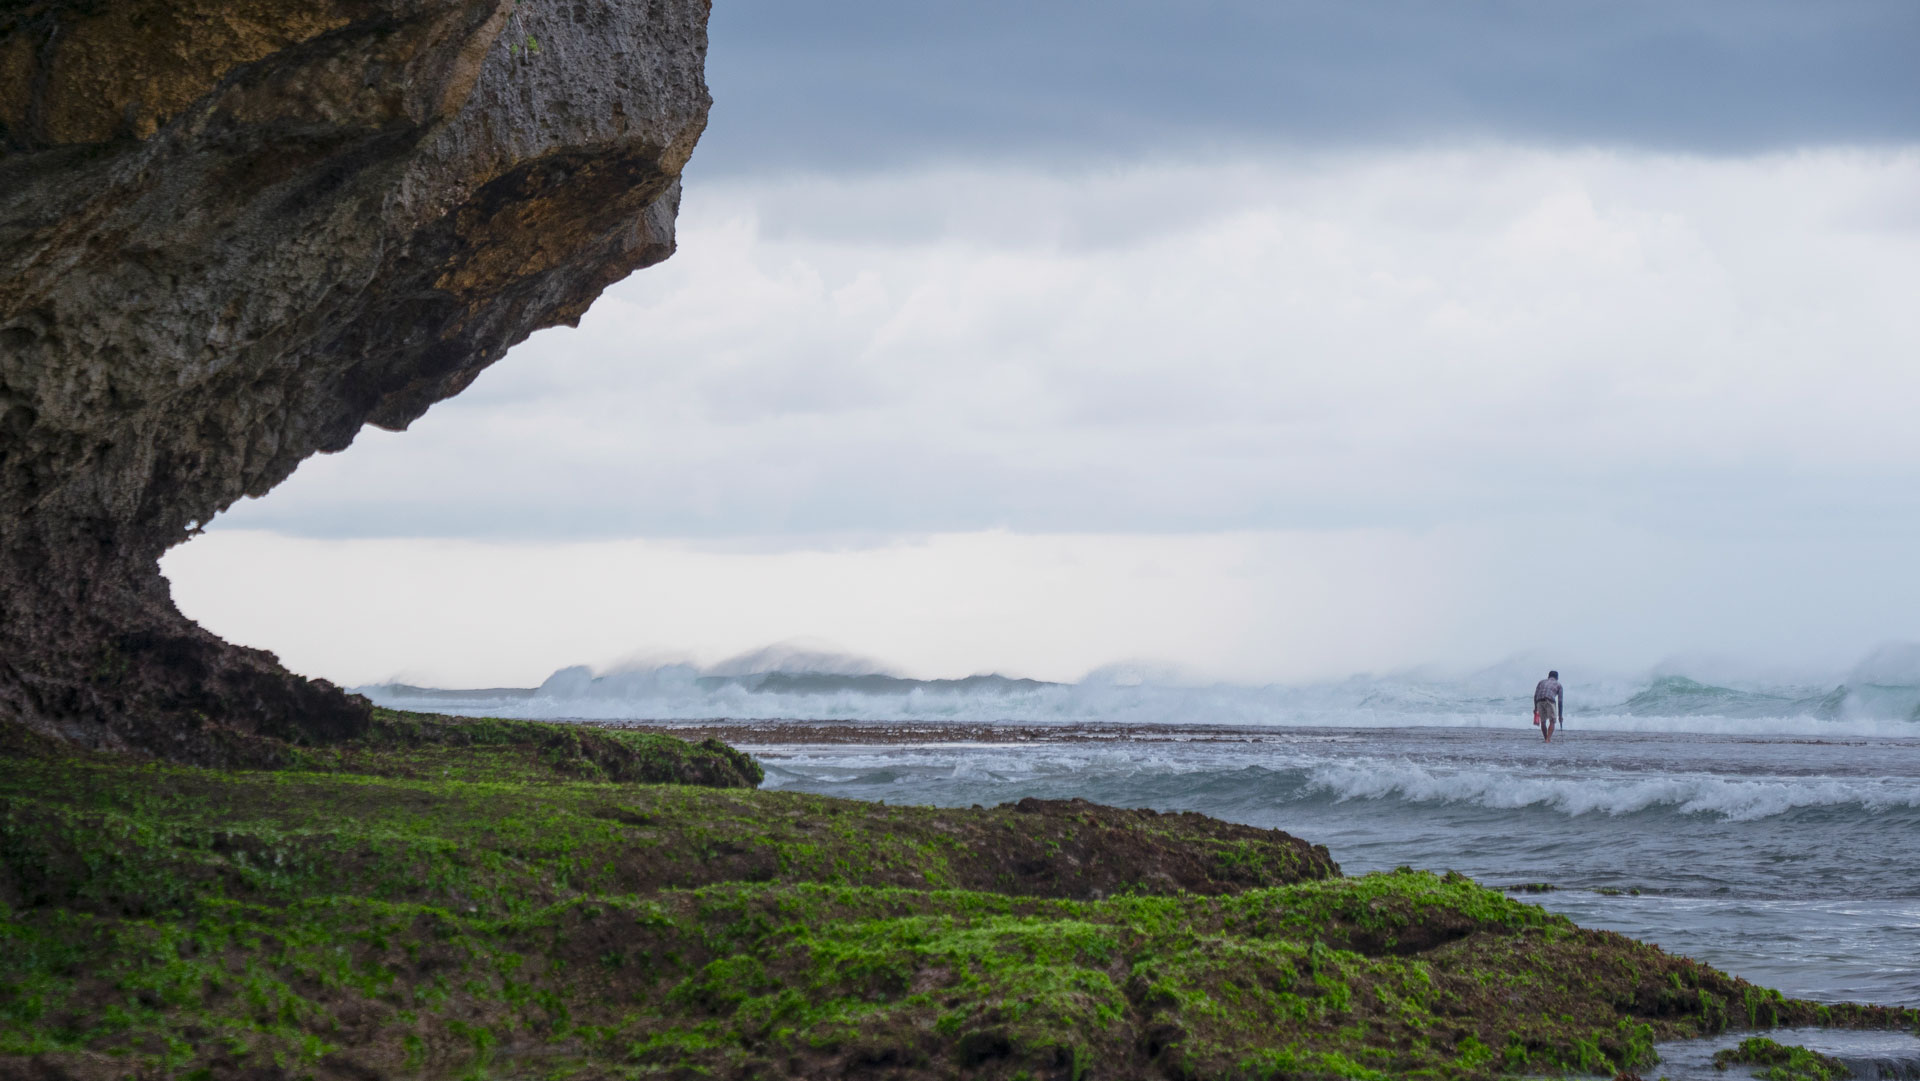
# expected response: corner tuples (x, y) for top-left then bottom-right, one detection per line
(363, 652), (1920, 738)
(1301, 759), (1920, 822)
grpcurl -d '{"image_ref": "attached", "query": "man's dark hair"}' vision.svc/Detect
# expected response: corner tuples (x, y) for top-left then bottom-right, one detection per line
(1548, 670), (1559, 679)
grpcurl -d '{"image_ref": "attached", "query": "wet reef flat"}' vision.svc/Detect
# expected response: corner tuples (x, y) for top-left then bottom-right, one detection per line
(2, 715), (1914, 1080)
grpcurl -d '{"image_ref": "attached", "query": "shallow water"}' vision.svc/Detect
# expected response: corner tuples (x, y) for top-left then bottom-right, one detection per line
(754, 727), (1920, 1006)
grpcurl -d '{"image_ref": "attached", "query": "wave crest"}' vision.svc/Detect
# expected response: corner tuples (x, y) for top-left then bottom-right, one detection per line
(1303, 760), (1920, 821)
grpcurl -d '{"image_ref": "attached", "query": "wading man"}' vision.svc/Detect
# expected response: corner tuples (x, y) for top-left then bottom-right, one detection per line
(1534, 670), (1565, 742)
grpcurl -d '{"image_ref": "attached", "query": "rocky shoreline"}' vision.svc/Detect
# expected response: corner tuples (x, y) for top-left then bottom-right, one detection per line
(4, 713), (1915, 1080)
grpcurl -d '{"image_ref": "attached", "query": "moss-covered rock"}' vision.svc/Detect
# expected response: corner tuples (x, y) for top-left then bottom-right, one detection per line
(1, 720), (1914, 1080)
(325, 708), (767, 789)
(1713, 1036), (1853, 1081)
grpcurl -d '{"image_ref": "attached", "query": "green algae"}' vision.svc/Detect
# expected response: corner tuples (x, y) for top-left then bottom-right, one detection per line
(2, 719), (1915, 1080)
(298, 709), (765, 789)
(1712, 1036), (1852, 1081)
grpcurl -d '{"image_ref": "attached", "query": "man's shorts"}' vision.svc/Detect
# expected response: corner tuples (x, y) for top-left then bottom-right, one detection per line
(1535, 698), (1558, 724)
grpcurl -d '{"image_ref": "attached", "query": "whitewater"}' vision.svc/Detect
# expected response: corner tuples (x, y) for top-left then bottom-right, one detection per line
(365, 650), (1920, 737)
(364, 650), (1920, 1011)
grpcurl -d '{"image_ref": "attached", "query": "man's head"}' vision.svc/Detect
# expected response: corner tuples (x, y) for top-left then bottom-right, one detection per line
(1548, 670), (1559, 679)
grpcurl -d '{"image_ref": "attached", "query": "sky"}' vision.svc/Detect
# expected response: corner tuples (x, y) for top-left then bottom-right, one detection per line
(167, 1), (1920, 688)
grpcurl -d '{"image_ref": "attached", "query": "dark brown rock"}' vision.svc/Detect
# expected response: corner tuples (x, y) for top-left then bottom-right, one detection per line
(0, 0), (711, 757)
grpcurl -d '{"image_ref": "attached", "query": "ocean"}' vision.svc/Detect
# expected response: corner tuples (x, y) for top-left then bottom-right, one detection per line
(367, 658), (1920, 1025)
(750, 728), (1920, 1009)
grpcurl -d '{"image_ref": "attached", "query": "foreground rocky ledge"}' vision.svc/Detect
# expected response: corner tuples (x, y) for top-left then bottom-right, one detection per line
(3, 716), (1913, 1081)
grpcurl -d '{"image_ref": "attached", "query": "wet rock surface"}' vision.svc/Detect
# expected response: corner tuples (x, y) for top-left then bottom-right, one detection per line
(0, 0), (710, 757)
(989, 795), (1340, 899)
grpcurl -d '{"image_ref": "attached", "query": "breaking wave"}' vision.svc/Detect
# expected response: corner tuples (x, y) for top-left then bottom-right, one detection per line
(1299, 759), (1920, 822)
(754, 745), (1920, 824)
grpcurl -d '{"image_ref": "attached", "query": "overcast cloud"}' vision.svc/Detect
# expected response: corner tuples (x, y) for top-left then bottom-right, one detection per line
(177, 5), (1920, 686)
(220, 149), (1920, 540)
(696, 0), (1920, 171)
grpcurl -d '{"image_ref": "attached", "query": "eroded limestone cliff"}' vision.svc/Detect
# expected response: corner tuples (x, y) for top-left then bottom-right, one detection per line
(0, 0), (710, 758)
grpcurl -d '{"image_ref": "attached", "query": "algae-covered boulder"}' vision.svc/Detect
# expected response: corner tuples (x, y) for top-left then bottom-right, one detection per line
(1713, 1036), (1853, 1081)
(346, 710), (766, 788)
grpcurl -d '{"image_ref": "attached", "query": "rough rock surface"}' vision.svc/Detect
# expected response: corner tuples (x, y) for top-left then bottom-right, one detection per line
(0, 0), (710, 757)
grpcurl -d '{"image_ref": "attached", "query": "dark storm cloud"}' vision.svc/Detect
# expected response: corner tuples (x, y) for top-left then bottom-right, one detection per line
(695, 0), (1918, 172)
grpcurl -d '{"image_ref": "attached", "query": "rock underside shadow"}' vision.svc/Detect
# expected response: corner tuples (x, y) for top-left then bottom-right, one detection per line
(0, 0), (711, 759)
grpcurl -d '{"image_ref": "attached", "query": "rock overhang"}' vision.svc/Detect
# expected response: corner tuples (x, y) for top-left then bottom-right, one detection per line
(0, 0), (712, 756)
